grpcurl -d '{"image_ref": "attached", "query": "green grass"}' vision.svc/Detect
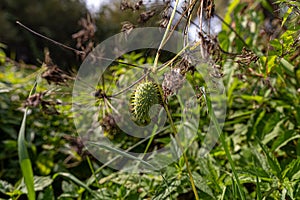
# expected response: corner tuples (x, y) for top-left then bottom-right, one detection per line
(18, 81), (38, 200)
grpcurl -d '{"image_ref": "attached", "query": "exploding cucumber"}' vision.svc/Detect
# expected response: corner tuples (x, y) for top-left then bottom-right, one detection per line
(131, 81), (161, 124)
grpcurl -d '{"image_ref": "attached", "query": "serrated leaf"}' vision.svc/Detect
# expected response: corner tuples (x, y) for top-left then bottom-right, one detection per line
(256, 138), (282, 179)
(192, 172), (215, 198)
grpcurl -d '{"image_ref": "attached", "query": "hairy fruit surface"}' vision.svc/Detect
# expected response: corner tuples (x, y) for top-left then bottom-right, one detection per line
(131, 81), (161, 124)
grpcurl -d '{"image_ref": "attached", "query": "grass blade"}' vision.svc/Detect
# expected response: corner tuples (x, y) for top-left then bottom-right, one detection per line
(256, 175), (262, 200)
(18, 109), (35, 200)
(18, 81), (38, 200)
(88, 141), (156, 170)
(204, 90), (245, 200)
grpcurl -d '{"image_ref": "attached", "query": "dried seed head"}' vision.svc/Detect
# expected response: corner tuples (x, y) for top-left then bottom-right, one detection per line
(235, 47), (259, 66)
(25, 92), (59, 115)
(139, 10), (156, 23)
(162, 68), (185, 100)
(203, 0), (215, 19)
(42, 50), (72, 85)
(100, 114), (119, 139)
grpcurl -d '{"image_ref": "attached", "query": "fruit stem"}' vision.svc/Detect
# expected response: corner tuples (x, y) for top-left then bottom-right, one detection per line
(150, 0), (199, 197)
(153, 75), (200, 200)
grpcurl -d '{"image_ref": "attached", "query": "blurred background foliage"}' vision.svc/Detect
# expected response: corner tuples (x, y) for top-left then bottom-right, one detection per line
(0, 0), (88, 68)
(0, 0), (164, 69)
(0, 0), (229, 68)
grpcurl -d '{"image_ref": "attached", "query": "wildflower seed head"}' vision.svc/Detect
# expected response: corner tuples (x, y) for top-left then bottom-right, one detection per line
(162, 68), (185, 100)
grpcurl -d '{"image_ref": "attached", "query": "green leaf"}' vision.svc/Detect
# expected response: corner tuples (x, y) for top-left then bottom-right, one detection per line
(205, 90), (245, 200)
(18, 108), (35, 200)
(227, 78), (239, 108)
(88, 141), (156, 170)
(249, 146), (273, 178)
(263, 119), (285, 145)
(272, 131), (300, 152)
(218, 31), (230, 52)
(192, 172), (215, 198)
(257, 138), (282, 179)
(248, 109), (266, 139)
(280, 58), (295, 77)
(291, 170), (300, 181)
(0, 49), (5, 64)
(37, 186), (54, 200)
(269, 39), (282, 53)
(223, 0), (240, 31)
(240, 95), (264, 104)
(295, 106), (300, 125)
(262, 113), (281, 138)
(17, 176), (53, 193)
(280, 30), (296, 47)
(282, 158), (300, 181)
(17, 79), (40, 200)
(36, 152), (54, 175)
(33, 176), (53, 191)
(266, 56), (277, 74)
(256, 175), (262, 200)
(281, 7), (293, 27)
(152, 180), (180, 200)
(53, 172), (102, 199)
(281, 187), (287, 200)
(261, 0), (274, 13)
(282, 178), (294, 199)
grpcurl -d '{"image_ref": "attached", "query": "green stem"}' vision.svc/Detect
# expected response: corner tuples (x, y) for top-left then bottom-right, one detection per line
(174, 134), (199, 200)
(158, 44), (190, 72)
(152, 74), (200, 200)
(152, 0), (180, 72)
(143, 125), (159, 156)
(86, 156), (100, 188)
(149, 0), (199, 197)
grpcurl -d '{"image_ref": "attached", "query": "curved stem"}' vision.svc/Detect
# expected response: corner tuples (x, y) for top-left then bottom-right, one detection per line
(152, 0), (180, 72)
(16, 21), (85, 55)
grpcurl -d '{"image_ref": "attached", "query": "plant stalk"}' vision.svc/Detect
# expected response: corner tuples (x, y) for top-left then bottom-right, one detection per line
(149, 0), (200, 198)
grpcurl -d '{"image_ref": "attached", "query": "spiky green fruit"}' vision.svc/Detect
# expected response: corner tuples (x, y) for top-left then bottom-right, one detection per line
(131, 81), (161, 124)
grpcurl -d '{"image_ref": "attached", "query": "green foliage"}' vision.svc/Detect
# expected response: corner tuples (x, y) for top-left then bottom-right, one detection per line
(1, 0), (300, 199)
(0, 59), (83, 198)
